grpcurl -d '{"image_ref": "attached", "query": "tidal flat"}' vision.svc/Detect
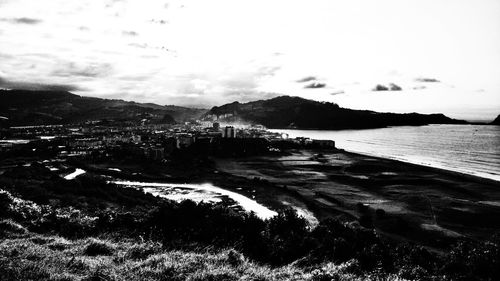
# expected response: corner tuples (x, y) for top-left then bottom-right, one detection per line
(214, 149), (500, 248)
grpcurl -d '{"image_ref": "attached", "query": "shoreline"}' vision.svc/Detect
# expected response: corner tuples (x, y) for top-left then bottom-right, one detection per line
(338, 148), (500, 185)
(213, 147), (500, 247)
(269, 124), (500, 183)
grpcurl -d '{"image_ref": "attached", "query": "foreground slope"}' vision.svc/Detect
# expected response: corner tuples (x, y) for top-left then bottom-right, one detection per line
(0, 89), (206, 126)
(0, 232), (395, 281)
(206, 96), (467, 129)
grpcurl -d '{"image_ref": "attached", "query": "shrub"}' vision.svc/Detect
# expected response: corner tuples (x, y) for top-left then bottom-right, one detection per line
(0, 189), (13, 218)
(83, 267), (116, 281)
(124, 242), (162, 260)
(226, 249), (245, 267)
(375, 209), (386, 218)
(359, 214), (373, 229)
(0, 219), (27, 235)
(83, 239), (115, 256)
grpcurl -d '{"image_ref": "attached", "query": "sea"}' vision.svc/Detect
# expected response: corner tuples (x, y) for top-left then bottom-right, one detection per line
(270, 125), (500, 182)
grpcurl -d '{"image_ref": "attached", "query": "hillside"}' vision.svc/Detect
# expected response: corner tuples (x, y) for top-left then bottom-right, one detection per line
(206, 96), (467, 129)
(491, 115), (500, 125)
(0, 234), (386, 281)
(0, 89), (206, 126)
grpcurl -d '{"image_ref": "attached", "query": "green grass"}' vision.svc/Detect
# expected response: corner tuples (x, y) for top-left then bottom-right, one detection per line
(0, 232), (406, 281)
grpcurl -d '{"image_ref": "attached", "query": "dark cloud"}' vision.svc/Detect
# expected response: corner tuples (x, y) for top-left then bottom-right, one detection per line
(0, 76), (82, 92)
(372, 83), (402, 91)
(0, 17), (42, 24)
(388, 83), (402, 91)
(122, 30), (138, 36)
(304, 82), (326, 89)
(297, 76), (316, 83)
(415, 77), (440, 83)
(373, 84), (388, 91)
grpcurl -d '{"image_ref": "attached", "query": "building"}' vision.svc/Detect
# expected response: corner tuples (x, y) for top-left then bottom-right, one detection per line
(312, 139), (336, 148)
(176, 135), (194, 149)
(144, 147), (165, 161)
(223, 126), (236, 138)
(213, 122), (220, 130)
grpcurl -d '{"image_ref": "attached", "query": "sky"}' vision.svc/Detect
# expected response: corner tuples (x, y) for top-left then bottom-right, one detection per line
(0, 0), (499, 121)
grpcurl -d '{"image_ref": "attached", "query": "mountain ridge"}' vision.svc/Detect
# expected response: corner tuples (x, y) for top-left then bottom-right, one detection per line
(0, 90), (469, 129)
(205, 95), (467, 130)
(491, 115), (500, 125)
(0, 89), (206, 126)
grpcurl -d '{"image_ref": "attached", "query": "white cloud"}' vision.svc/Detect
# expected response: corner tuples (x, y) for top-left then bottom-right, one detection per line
(0, 0), (499, 120)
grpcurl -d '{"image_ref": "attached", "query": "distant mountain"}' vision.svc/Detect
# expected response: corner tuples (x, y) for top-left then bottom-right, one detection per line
(205, 96), (467, 130)
(0, 89), (206, 126)
(491, 115), (500, 125)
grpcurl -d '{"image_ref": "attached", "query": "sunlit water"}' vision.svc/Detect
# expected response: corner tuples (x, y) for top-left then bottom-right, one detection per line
(271, 125), (500, 182)
(113, 181), (278, 220)
(64, 168), (86, 180)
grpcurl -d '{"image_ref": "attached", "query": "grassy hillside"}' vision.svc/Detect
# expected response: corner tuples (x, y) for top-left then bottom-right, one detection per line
(1, 231), (406, 281)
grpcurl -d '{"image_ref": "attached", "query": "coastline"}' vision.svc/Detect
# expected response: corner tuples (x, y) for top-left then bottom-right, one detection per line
(213, 148), (500, 248)
(270, 124), (500, 183)
(51, 144), (500, 248)
(338, 148), (500, 185)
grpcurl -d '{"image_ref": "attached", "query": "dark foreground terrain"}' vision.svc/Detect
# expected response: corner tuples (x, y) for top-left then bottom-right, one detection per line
(1, 148), (500, 280)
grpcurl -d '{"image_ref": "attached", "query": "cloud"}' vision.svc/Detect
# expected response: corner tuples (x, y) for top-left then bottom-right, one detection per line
(388, 83), (402, 91)
(415, 77), (440, 83)
(413, 85), (426, 90)
(0, 76), (83, 92)
(296, 76), (316, 83)
(258, 66), (281, 77)
(122, 30), (138, 36)
(304, 82), (326, 89)
(330, 90), (345, 95)
(0, 17), (42, 24)
(51, 62), (113, 78)
(151, 19), (168, 24)
(372, 83), (402, 91)
(128, 43), (148, 48)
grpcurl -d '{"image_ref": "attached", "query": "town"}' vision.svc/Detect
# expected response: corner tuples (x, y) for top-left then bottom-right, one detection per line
(0, 119), (335, 165)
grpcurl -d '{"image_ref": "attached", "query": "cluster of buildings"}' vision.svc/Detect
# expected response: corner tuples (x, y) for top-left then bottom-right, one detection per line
(0, 121), (335, 161)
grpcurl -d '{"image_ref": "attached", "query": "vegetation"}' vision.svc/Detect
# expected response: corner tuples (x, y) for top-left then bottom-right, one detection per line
(0, 234), (405, 281)
(1, 165), (500, 280)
